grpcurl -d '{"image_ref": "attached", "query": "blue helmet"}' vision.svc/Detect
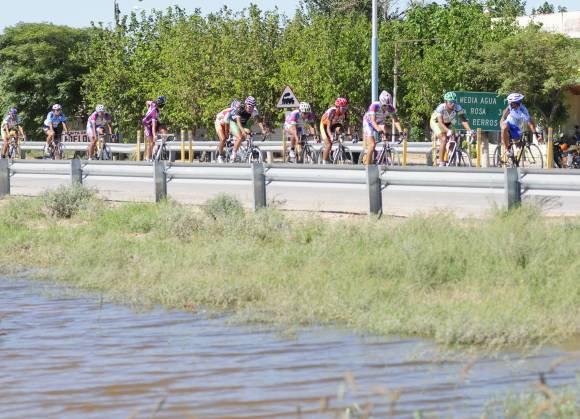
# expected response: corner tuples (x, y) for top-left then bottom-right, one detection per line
(156, 96), (166, 107)
(507, 93), (524, 104)
(9, 107), (17, 116)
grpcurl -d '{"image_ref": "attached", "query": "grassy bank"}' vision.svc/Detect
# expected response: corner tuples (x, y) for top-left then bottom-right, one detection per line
(1, 186), (579, 348)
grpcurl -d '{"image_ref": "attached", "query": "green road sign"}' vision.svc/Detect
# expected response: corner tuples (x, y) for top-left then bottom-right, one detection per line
(454, 91), (506, 132)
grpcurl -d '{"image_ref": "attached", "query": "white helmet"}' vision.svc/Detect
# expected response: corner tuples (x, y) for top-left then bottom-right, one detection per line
(507, 93), (524, 104)
(379, 90), (393, 106)
(52, 104), (62, 110)
(299, 102), (311, 113)
(96, 104), (106, 112)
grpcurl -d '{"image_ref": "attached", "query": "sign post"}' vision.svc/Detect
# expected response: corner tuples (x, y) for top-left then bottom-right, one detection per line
(277, 86), (300, 162)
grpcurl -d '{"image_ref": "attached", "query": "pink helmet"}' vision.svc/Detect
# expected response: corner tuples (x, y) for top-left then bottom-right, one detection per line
(335, 97), (348, 108)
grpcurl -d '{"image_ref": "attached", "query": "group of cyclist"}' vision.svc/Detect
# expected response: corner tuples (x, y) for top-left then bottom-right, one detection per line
(1, 89), (550, 166)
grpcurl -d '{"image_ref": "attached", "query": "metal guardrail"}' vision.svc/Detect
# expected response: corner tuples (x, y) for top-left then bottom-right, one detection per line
(19, 140), (433, 156)
(2, 159), (580, 215)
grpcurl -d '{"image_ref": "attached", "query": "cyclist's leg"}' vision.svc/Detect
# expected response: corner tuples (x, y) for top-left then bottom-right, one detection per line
(144, 124), (154, 160)
(1, 133), (9, 157)
(215, 121), (227, 155)
(430, 119), (447, 166)
(87, 128), (97, 159)
(320, 121), (331, 163)
(363, 123), (376, 166)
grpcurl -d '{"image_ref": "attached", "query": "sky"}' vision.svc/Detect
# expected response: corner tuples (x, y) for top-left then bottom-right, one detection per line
(0, 0), (578, 33)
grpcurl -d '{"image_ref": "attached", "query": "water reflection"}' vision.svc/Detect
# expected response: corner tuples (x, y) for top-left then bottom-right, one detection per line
(0, 279), (578, 418)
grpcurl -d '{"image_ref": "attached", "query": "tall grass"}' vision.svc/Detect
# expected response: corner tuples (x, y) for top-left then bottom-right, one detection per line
(0, 189), (579, 347)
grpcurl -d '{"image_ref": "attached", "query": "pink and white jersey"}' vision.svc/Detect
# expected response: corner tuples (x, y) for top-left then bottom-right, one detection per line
(284, 110), (316, 131)
(86, 111), (112, 131)
(363, 102), (395, 127)
(215, 107), (233, 125)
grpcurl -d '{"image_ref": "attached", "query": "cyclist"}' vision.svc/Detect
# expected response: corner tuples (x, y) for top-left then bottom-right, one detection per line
(143, 96), (166, 161)
(320, 98), (351, 164)
(87, 104), (113, 160)
(43, 104), (69, 156)
(215, 99), (241, 163)
(362, 91), (405, 165)
(430, 92), (474, 166)
(229, 96), (268, 162)
(1, 108), (27, 158)
(500, 93), (543, 162)
(284, 102), (318, 161)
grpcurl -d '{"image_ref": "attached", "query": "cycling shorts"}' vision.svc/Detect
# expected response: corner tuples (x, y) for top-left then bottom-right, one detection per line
(506, 121), (522, 140)
(320, 122), (343, 144)
(43, 124), (63, 137)
(430, 113), (451, 137)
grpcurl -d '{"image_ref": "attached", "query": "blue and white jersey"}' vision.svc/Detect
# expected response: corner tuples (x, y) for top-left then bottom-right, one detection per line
(44, 111), (67, 127)
(505, 104), (531, 128)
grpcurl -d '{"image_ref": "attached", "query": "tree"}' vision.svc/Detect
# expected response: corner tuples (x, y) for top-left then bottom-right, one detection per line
(478, 26), (580, 127)
(484, 0), (526, 17)
(0, 23), (90, 134)
(530, 1), (566, 14)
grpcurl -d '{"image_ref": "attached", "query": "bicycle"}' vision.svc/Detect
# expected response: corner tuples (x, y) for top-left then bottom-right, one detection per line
(45, 132), (66, 160)
(330, 132), (354, 164)
(236, 131), (264, 163)
(287, 133), (319, 164)
(5, 129), (23, 160)
(552, 134), (580, 169)
(153, 133), (175, 162)
(357, 131), (402, 166)
(93, 132), (112, 160)
(444, 130), (473, 167)
(493, 132), (543, 169)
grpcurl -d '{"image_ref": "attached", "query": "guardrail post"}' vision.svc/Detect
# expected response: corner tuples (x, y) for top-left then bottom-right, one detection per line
(188, 129), (193, 163)
(70, 159), (82, 185)
(251, 163), (267, 210)
(0, 159), (10, 197)
(180, 128), (185, 162)
(547, 127), (553, 169)
(476, 128), (482, 168)
(153, 160), (167, 202)
(402, 129), (408, 167)
(366, 164), (382, 216)
(136, 129), (141, 161)
(504, 167), (521, 210)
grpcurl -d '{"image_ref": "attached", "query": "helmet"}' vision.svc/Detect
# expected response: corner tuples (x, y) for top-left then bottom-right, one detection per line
(230, 99), (241, 110)
(560, 143), (569, 152)
(96, 104), (105, 112)
(507, 93), (524, 104)
(335, 97), (348, 108)
(379, 91), (393, 107)
(8, 107), (17, 116)
(52, 104), (62, 110)
(155, 96), (166, 107)
(443, 92), (457, 102)
(245, 96), (256, 108)
(299, 102), (311, 113)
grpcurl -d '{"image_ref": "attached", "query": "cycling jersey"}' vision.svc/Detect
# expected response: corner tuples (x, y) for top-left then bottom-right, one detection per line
(431, 103), (465, 125)
(87, 111), (112, 128)
(1, 115), (21, 131)
(363, 102), (395, 129)
(215, 107), (233, 126)
(505, 104), (531, 127)
(284, 110), (316, 131)
(44, 111), (67, 127)
(142, 102), (160, 138)
(321, 107), (348, 127)
(230, 107), (259, 128)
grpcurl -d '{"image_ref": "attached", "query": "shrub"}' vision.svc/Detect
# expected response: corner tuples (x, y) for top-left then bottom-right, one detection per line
(159, 203), (204, 240)
(42, 184), (97, 218)
(203, 194), (244, 220)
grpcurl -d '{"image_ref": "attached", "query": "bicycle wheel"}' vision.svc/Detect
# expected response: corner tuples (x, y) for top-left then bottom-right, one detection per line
(493, 144), (504, 167)
(521, 144), (543, 169)
(334, 147), (353, 165)
(247, 147), (262, 163)
(302, 145), (318, 165)
(101, 144), (111, 160)
(458, 150), (472, 167)
(384, 148), (401, 166)
(8, 144), (18, 160)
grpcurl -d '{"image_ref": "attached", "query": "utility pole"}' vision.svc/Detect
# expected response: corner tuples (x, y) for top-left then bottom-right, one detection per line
(371, 0), (378, 102)
(114, 0), (120, 27)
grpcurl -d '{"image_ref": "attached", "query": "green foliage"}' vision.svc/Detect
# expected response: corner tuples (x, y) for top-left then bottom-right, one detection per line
(42, 184), (96, 218)
(478, 25), (580, 127)
(203, 193), (245, 220)
(0, 23), (90, 134)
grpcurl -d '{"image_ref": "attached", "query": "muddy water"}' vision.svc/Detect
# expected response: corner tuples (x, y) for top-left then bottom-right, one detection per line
(0, 279), (578, 419)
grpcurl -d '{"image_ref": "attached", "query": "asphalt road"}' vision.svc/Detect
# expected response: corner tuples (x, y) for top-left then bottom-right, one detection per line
(9, 172), (580, 217)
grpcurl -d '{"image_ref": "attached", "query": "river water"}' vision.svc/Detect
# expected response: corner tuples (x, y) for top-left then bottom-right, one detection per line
(0, 279), (578, 418)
